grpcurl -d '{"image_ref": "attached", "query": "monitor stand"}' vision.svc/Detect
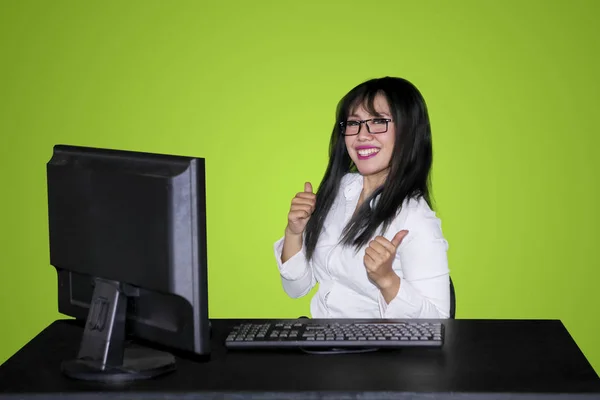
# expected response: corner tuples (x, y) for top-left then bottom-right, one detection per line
(61, 278), (176, 383)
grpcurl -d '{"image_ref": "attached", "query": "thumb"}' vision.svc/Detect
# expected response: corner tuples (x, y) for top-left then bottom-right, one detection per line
(391, 230), (409, 248)
(304, 182), (313, 193)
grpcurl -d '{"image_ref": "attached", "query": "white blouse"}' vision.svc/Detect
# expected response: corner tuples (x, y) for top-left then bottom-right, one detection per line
(273, 173), (451, 319)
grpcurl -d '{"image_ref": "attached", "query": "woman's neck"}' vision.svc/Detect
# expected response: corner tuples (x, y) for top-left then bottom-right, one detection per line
(361, 170), (388, 199)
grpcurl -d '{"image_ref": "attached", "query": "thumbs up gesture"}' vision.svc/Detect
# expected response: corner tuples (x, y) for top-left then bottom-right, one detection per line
(364, 230), (409, 290)
(285, 182), (316, 237)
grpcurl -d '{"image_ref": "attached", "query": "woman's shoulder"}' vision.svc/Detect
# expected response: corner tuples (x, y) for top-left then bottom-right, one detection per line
(397, 196), (446, 242)
(402, 195), (433, 212)
(400, 196), (440, 221)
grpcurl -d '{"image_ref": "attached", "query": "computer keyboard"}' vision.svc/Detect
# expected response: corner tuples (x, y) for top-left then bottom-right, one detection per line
(225, 319), (444, 349)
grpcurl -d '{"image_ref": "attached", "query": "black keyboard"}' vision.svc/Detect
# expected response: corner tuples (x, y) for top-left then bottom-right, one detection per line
(225, 320), (444, 349)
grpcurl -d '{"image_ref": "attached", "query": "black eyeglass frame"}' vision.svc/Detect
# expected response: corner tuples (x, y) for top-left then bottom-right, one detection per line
(339, 118), (393, 136)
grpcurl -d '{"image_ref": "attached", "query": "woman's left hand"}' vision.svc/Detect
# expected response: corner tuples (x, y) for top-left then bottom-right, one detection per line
(364, 230), (408, 291)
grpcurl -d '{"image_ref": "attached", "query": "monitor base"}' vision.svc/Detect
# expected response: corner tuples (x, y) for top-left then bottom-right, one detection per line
(62, 346), (176, 383)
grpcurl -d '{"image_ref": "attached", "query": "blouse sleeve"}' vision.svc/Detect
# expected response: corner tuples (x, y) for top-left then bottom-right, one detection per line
(377, 199), (451, 319)
(273, 236), (317, 299)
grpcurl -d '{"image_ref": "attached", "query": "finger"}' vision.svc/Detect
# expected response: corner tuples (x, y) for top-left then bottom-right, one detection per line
(290, 205), (313, 216)
(289, 209), (312, 220)
(291, 197), (316, 208)
(370, 237), (393, 255)
(290, 203), (313, 211)
(294, 192), (316, 200)
(304, 182), (313, 193)
(363, 253), (376, 271)
(365, 246), (383, 263)
(391, 230), (409, 248)
(293, 195), (316, 206)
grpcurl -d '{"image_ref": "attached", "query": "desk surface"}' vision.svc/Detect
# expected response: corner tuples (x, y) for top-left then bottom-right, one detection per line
(1, 318), (599, 399)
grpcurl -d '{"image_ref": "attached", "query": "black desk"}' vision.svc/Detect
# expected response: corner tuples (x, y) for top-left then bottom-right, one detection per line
(1, 319), (599, 399)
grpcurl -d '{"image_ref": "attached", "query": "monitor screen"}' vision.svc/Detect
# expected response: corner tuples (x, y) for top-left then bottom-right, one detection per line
(46, 144), (210, 382)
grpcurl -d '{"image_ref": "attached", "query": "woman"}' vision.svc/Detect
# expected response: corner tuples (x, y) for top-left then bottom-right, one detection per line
(273, 76), (450, 319)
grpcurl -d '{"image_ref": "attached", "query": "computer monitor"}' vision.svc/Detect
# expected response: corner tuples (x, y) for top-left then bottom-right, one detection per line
(46, 144), (210, 383)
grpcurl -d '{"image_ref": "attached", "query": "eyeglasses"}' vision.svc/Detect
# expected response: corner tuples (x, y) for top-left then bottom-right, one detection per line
(339, 118), (393, 136)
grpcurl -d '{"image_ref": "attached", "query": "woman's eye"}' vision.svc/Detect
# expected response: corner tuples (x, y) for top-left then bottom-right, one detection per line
(346, 121), (360, 126)
(371, 118), (387, 124)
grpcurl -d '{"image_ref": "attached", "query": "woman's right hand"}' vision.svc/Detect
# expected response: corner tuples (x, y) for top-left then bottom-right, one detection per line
(285, 182), (316, 236)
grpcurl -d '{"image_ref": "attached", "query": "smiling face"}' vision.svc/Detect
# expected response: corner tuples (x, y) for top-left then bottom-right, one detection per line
(344, 94), (395, 182)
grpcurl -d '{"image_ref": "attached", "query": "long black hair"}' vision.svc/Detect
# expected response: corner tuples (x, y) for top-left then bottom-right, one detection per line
(304, 76), (433, 260)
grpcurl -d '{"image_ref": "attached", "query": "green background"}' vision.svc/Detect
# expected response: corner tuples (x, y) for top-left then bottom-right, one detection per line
(1, 0), (599, 373)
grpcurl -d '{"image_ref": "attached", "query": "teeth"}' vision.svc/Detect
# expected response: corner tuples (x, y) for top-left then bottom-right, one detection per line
(357, 148), (379, 156)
